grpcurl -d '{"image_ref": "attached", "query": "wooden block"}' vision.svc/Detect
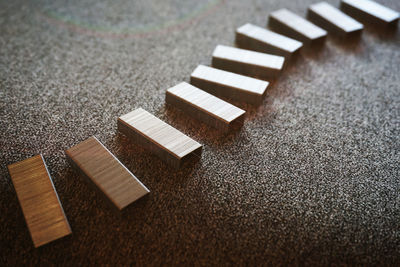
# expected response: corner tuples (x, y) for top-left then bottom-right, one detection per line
(190, 65), (269, 105)
(118, 108), (202, 169)
(66, 136), (149, 211)
(307, 2), (364, 37)
(268, 8), (327, 45)
(236, 23), (303, 59)
(212, 45), (285, 80)
(7, 155), (71, 248)
(340, 0), (399, 26)
(166, 82), (246, 131)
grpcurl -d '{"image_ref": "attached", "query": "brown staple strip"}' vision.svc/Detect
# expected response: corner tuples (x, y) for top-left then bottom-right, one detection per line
(7, 155), (72, 248)
(66, 136), (149, 211)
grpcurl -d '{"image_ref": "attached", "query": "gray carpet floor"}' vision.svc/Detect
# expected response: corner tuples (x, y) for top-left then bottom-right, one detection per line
(0, 0), (399, 265)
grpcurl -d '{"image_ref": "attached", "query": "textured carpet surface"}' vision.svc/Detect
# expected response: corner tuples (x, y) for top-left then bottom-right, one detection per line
(0, 0), (399, 265)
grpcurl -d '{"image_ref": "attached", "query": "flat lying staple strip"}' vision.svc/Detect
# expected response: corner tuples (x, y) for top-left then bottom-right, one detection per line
(307, 2), (363, 37)
(191, 65), (269, 105)
(166, 82), (246, 131)
(118, 108), (202, 168)
(7, 155), (72, 247)
(340, 0), (399, 25)
(212, 45), (285, 80)
(268, 8), (327, 44)
(66, 136), (150, 211)
(236, 23), (303, 58)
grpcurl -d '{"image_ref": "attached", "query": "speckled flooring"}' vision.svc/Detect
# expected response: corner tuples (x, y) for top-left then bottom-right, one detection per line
(0, 0), (399, 265)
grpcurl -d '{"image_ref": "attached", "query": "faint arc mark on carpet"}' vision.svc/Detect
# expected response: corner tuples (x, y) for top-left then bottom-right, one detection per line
(37, 0), (225, 38)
